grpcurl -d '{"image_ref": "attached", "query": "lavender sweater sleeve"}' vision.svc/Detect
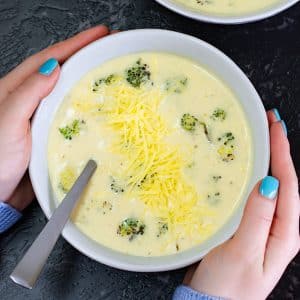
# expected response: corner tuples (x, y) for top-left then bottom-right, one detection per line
(173, 285), (224, 300)
(0, 202), (22, 233)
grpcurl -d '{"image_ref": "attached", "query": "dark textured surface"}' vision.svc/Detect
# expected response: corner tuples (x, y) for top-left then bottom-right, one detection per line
(0, 0), (299, 299)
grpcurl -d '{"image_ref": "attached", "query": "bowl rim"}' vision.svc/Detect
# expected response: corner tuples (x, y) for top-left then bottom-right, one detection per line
(30, 29), (270, 272)
(155, 0), (299, 24)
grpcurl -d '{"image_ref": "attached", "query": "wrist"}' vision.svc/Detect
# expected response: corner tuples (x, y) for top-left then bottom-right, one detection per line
(0, 173), (34, 211)
(5, 193), (25, 211)
(0, 179), (21, 210)
(188, 270), (232, 300)
(0, 164), (27, 202)
(0, 178), (15, 202)
(5, 185), (33, 211)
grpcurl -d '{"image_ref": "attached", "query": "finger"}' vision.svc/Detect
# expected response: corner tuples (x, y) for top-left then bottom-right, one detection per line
(267, 108), (281, 125)
(6, 172), (34, 211)
(263, 121), (299, 278)
(0, 25), (109, 99)
(232, 177), (279, 260)
(0, 59), (60, 125)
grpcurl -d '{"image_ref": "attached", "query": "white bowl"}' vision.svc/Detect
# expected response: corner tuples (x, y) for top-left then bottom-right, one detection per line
(155, 0), (299, 24)
(30, 29), (269, 272)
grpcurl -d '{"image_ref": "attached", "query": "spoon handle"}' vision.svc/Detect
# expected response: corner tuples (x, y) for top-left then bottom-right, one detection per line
(10, 159), (97, 289)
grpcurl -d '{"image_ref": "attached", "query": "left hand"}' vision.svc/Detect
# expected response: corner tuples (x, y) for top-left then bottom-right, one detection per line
(0, 25), (110, 211)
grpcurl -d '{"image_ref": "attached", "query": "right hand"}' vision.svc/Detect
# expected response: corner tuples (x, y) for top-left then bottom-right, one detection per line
(184, 109), (300, 300)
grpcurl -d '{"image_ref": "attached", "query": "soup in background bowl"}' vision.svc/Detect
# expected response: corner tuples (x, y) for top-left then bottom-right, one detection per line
(155, 0), (299, 24)
(30, 29), (269, 271)
(174, 0), (281, 15)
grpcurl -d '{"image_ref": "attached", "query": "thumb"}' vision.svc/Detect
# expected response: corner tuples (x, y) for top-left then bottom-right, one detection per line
(2, 58), (60, 122)
(231, 176), (279, 257)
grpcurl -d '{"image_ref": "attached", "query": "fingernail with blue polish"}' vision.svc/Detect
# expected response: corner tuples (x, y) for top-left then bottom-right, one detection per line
(259, 176), (279, 200)
(280, 120), (287, 136)
(272, 108), (281, 121)
(39, 58), (58, 76)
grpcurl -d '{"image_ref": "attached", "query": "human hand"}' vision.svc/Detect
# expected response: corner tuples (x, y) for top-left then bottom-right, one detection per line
(184, 109), (300, 300)
(0, 25), (110, 211)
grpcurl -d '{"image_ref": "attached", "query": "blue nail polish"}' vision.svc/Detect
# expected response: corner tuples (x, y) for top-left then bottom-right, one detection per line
(259, 176), (279, 200)
(39, 58), (58, 76)
(280, 120), (287, 136)
(272, 108), (281, 121)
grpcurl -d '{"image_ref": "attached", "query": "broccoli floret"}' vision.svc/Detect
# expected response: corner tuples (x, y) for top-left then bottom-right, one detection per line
(181, 113), (199, 132)
(181, 114), (210, 140)
(157, 221), (168, 237)
(137, 172), (157, 188)
(217, 132), (235, 162)
(59, 119), (83, 140)
(212, 175), (222, 182)
(117, 218), (146, 241)
(218, 132), (235, 145)
(218, 145), (235, 162)
(211, 108), (226, 121)
(187, 162), (195, 168)
(207, 192), (221, 205)
(181, 114), (211, 142)
(92, 74), (118, 92)
(101, 200), (113, 215)
(125, 59), (151, 88)
(105, 74), (117, 85)
(164, 76), (188, 93)
(58, 166), (76, 193)
(110, 177), (125, 193)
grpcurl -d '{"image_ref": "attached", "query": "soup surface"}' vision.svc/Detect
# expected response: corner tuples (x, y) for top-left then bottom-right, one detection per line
(173, 0), (281, 15)
(48, 52), (252, 256)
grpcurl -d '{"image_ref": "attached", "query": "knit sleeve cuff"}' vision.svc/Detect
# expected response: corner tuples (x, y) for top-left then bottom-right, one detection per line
(0, 202), (22, 233)
(173, 285), (224, 300)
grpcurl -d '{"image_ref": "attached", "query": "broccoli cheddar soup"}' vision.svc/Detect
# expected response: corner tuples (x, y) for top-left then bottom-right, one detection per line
(48, 52), (252, 256)
(173, 0), (281, 15)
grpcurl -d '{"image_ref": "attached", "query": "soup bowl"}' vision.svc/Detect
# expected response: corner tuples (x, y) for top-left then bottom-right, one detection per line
(155, 0), (299, 24)
(30, 29), (269, 272)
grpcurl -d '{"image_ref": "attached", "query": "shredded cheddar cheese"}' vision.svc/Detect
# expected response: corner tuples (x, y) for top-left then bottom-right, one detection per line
(84, 79), (214, 240)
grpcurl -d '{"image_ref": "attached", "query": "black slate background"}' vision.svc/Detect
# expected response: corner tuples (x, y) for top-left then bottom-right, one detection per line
(0, 0), (299, 299)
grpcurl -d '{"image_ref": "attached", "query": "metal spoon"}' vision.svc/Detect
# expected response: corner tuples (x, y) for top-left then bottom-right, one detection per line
(10, 159), (97, 289)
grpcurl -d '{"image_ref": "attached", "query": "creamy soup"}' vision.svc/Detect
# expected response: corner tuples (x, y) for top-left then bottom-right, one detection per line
(48, 52), (252, 256)
(173, 0), (281, 15)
